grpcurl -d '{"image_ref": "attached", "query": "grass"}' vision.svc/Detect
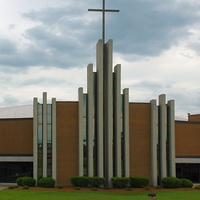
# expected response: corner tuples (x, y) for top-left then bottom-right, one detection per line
(0, 189), (200, 200)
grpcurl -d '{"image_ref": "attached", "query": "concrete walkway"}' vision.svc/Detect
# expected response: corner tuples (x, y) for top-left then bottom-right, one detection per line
(0, 185), (7, 190)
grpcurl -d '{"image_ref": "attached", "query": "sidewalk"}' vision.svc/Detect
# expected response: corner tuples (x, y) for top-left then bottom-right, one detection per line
(0, 185), (7, 190)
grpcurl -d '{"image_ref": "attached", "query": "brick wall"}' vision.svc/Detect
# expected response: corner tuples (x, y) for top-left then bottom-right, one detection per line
(0, 118), (33, 155)
(188, 114), (200, 122)
(56, 102), (79, 186)
(175, 121), (200, 157)
(129, 103), (151, 178)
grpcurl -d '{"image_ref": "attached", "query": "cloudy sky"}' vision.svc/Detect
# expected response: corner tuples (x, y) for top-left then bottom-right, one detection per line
(1, 0), (200, 119)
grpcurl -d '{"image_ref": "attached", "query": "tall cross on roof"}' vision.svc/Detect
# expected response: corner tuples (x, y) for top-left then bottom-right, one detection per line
(88, 0), (119, 44)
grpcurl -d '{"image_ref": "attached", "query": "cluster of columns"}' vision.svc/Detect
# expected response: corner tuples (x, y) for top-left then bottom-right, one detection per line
(150, 94), (176, 186)
(33, 92), (57, 183)
(78, 40), (130, 186)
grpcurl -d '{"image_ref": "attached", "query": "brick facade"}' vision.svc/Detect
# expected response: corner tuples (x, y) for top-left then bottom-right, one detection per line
(175, 121), (200, 157)
(0, 118), (33, 155)
(129, 103), (151, 178)
(56, 102), (79, 186)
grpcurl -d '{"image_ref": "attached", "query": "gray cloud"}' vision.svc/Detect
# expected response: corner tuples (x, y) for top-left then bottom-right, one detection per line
(1, 95), (20, 107)
(107, 0), (200, 57)
(0, 39), (17, 54)
(1, 0), (200, 68)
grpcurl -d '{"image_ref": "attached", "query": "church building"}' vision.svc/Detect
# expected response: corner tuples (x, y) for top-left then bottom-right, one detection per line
(0, 38), (200, 187)
(0, 2), (200, 187)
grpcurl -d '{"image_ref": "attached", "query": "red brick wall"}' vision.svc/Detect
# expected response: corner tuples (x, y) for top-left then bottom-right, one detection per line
(188, 115), (200, 122)
(129, 103), (151, 178)
(0, 118), (33, 155)
(56, 102), (79, 186)
(175, 121), (200, 157)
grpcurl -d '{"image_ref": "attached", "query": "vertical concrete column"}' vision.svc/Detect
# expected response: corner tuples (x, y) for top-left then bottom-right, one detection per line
(168, 100), (176, 177)
(43, 92), (47, 177)
(123, 88), (130, 177)
(159, 94), (167, 180)
(96, 40), (104, 177)
(87, 64), (94, 177)
(104, 40), (113, 186)
(78, 87), (84, 176)
(114, 64), (121, 177)
(33, 97), (38, 182)
(150, 99), (158, 186)
(52, 98), (57, 181)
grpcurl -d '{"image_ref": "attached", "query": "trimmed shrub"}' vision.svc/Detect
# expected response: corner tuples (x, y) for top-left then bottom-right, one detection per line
(111, 177), (130, 188)
(38, 177), (56, 188)
(162, 177), (182, 188)
(70, 176), (90, 187)
(22, 177), (36, 187)
(16, 177), (23, 186)
(16, 177), (36, 187)
(70, 176), (105, 188)
(130, 176), (149, 188)
(89, 177), (105, 188)
(181, 178), (193, 188)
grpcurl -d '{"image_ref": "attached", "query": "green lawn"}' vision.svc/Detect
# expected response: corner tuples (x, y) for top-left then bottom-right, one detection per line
(0, 189), (200, 200)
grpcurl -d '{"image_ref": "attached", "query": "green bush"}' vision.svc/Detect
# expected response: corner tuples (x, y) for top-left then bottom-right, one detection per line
(130, 176), (149, 188)
(111, 177), (130, 188)
(16, 177), (36, 187)
(22, 177), (36, 187)
(89, 177), (105, 188)
(16, 177), (23, 186)
(162, 177), (182, 188)
(70, 176), (105, 188)
(181, 178), (193, 188)
(70, 176), (90, 187)
(38, 177), (56, 188)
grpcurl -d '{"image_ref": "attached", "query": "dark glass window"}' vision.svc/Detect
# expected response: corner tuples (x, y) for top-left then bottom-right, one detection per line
(176, 163), (200, 183)
(47, 104), (52, 177)
(0, 162), (33, 183)
(38, 104), (43, 179)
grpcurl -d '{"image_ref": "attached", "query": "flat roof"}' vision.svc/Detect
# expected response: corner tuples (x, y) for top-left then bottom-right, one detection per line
(0, 105), (33, 119)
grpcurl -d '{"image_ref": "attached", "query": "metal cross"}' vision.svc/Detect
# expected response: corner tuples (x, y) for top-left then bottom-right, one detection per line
(88, 0), (119, 44)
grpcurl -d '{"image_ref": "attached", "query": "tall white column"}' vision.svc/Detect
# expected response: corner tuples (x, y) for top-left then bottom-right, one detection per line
(96, 40), (104, 177)
(159, 94), (167, 180)
(33, 97), (38, 182)
(168, 100), (176, 177)
(87, 64), (94, 177)
(43, 92), (47, 177)
(150, 99), (158, 186)
(78, 87), (84, 176)
(52, 98), (57, 181)
(123, 88), (130, 177)
(114, 64), (121, 177)
(104, 40), (113, 186)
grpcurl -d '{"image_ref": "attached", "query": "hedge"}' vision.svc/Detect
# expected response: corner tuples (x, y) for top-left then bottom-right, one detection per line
(162, 177), (182, 188)
(38, 177), (56, 188)
(16, 177), (36, 187)
(130, 176), (149, 188)
(88, 177), (105, 188)
(111, 177), (130, 188)
(181, 178), (193, 188)
(70, 176), (90, 187)
(70, 176), (105, 188)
